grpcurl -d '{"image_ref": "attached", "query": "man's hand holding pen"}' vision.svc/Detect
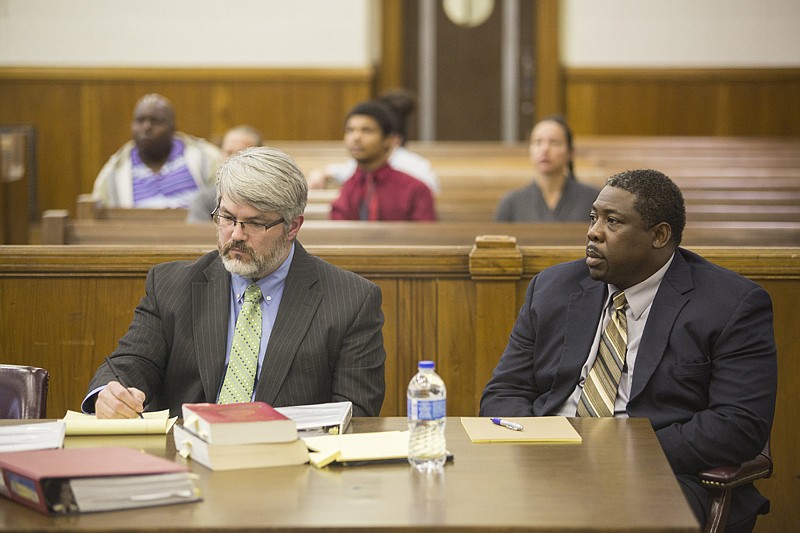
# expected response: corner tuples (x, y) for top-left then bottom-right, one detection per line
(96, 381), (145, 419)
(96, 381), (146, 419)
(96, 356), (146, 419)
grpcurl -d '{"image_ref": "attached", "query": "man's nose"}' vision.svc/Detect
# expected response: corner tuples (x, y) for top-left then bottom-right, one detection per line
(230, 221), (248, 239)
(587, 220), (601, 241)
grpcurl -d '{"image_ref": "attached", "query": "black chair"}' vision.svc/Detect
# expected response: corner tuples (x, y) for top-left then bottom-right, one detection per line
(699, 441), (773, 533)
(0, 364), (49, 418)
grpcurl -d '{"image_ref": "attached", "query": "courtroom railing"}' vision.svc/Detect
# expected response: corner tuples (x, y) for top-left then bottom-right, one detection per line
(39, 212), (800, 248)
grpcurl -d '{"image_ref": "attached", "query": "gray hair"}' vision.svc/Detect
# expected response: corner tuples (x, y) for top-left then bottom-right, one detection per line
(216, 146), (308, 226)
(225, 124), (264, 147)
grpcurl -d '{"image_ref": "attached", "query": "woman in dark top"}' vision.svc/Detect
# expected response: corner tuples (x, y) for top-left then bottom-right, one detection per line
(494, 116), (600, 222)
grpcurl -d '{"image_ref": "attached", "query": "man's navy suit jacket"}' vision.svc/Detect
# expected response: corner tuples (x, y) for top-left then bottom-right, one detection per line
(481, 248), (777, 520)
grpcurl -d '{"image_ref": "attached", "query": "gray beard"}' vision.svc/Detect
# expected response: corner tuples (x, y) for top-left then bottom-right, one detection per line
(219, 238), (288, 280)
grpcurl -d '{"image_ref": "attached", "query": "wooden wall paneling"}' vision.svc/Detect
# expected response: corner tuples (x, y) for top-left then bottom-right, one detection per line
(395, 278), (439, 413)
(238, 81), (299, 141)
(289, 82), (344, 139)
(533, 0), (562, 120)
(87, 84), (142, 179)
(436, 279), (478, 416)
(0, 128), (29, 243)
(211, 82), (288, 142)
(564, 68), (800, 137)
(378, 0), (404, 94)
(473, 280), (520, 410)
(563, 82), (597, 136)
(0, 81), (83, 213)
(756, 278), (800, 533)
(724, 80), (800, 136)
(209, 83), (234, 140)
(375, 279), (399, 417)
(0, 147), (4, 241)
(338, 80), (373, 126)
(0, 274), (144, 418)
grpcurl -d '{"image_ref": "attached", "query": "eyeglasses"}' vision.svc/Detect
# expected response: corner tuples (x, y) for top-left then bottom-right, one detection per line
(211, 209), (284, 236)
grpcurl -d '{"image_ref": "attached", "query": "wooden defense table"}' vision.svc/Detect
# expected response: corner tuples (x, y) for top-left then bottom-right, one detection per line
(0, 417), (699, 532)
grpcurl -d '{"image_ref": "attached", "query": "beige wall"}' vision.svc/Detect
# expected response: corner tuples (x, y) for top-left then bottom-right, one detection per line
(0, 0), (378, 68)
(1, 1), (798, 69)
(561, 0), (800, 67)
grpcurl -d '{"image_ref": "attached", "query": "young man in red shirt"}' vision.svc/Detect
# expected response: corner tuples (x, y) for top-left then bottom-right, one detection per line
(330, 101), (436, 221)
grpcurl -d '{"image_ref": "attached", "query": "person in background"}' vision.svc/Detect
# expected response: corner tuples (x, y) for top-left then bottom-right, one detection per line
(187, 125), (263, 223)
(494, 115), (599, 222)
(84, 147), (386, 418)
(91, 93), (221, 208)
(330, 100), (436, 221)
(307, 88), (440, 194)
(481, 169), (776, 533)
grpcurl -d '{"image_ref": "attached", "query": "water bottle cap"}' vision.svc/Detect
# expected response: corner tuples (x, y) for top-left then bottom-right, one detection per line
(418, 360), (434, 370)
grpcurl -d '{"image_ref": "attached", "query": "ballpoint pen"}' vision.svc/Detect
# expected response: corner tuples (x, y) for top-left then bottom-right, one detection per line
(490, 417), (524, 431)
(105, 356), (144, 419)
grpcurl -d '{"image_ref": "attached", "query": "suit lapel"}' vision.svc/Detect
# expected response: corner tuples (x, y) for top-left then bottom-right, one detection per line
(629, 250), (692, 401)
(542, 277), (606, 413)
(193, 255), (231, 402)
(255, 243), (322, 405)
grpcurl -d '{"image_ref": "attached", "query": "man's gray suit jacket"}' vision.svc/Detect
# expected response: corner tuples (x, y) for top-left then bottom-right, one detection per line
(86, 242), (386, 417)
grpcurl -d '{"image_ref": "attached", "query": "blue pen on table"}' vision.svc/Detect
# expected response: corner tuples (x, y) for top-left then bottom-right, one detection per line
(104, 356), (144, 419)
(490, 417), (524, 431)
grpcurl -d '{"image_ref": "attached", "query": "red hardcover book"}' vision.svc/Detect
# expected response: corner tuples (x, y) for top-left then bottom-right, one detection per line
(0, 446), (200, 515)
(181, 401), (297, 445)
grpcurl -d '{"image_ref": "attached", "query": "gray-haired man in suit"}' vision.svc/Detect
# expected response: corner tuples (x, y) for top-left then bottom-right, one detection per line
(84, 147), (386, 418)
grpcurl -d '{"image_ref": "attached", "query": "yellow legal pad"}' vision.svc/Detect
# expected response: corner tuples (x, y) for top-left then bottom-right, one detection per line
(302, 430), (410, 468)
(62, 410), (178, 435)
(460, 417), (582, 443)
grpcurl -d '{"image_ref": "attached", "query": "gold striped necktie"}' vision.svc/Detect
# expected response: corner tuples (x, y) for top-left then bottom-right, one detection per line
(218, 284), (262, 404)
(577, 291), (627, 417)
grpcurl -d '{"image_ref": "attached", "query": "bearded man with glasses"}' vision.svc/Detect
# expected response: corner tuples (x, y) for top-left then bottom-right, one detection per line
(83, 147), (386, 419)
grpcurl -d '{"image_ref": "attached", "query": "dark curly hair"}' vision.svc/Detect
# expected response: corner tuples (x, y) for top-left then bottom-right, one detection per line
(345, 100), (399, 138)
(605, 169), (686, 246)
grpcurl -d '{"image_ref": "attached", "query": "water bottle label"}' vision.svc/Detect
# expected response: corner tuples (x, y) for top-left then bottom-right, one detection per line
(407, 398), (446, 420)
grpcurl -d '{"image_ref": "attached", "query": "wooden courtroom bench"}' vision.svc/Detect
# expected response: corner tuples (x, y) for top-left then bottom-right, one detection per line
(1, 242), (797, 531)
(38, 211), (800, 247)
(74, 194), (189, 221)
(54, 135), (800, 238)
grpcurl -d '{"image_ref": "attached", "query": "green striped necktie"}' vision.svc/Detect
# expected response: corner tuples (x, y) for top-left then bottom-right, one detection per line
(218, 284), (262, 404)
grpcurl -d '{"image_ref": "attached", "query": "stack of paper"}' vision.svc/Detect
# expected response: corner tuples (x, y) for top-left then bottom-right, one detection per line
(275, 401), (352, 436)
(0, 421), (66, 452)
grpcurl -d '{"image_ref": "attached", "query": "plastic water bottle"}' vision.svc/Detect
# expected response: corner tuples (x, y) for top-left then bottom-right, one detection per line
(407, 360), (447, 473)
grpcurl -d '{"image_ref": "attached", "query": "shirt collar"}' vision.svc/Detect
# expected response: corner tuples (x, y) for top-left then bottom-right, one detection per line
(607, 252), (675, 320)
(359, 162), (391, 181)
(230, 242), (295, 302)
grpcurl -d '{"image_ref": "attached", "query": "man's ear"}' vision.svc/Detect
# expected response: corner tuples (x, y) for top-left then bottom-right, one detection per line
(287, 215), (304, 241)
(651, 222), (672, 249)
